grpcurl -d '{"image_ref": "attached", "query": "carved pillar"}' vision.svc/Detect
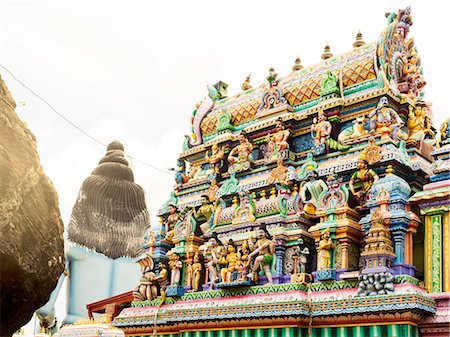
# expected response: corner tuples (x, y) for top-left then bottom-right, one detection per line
(339, 239), (350, 270)
(275, 243), (286, 275)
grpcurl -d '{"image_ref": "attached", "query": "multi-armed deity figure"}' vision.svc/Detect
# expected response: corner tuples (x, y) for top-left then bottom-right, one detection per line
(247, 225), (275, 284)
(369, 97), (404, 140)
(228, 132), (253, 172)
(407, 102), (434, 142)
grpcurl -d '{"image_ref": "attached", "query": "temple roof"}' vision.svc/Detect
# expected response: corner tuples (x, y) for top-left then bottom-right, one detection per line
(199, 43), (377, 138)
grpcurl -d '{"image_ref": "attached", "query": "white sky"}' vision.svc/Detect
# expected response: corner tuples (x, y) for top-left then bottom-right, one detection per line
(1, 0), (449, 330)
(2, 0), (449, 227)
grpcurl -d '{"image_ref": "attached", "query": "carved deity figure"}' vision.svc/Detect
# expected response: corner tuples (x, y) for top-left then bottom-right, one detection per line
(311, 111), (332, 146)
(438, 118), (450, 148)
(232, 191), (256, 224)
(191, 252), (203, 292)
(267, 158), (289, 185)
(207, 179), (220, 202)
(238, 240), (252, 281)
(164, 204), (179, 242)
(317, 229), (334, 270)
(173, 208), (196, 239)
(155, 262), (169, 304)
(247, 226), (275, 285)
(407, 103), (434, 142)
(206, 144), (225, 174)
(169, 253), (183, 286)
(228, 133), (253, 171)
(204, 236), (223, 288)
(220, 240), (241, 283)
(369, 97), (404, 140)
(349, 159), (379, 206)
(300, 165), (328, 217)
(133, 255), (157, 302)
(174, 158), (189, 185)
(266, 118), (290, 161)
(190, 195), (215, 234)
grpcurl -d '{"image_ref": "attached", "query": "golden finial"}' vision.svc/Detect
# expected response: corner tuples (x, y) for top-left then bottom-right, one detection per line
(232, 195), (239, 206)
(292, 183), (298, 196)
(353, 30), (365, 48)
(386, 165), (394, 176)
(251, 191), (257, 200)
(260, 189), (267, 201)
(242, 74), (252, 91)
(292, 56), (303, 71)
(321, 44), (333, 60)
(270, 187), (277, 198)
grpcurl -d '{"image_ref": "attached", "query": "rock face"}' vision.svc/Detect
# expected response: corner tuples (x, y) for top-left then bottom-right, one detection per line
(68, 140), (149, 259)
(0, 76), (65, 337)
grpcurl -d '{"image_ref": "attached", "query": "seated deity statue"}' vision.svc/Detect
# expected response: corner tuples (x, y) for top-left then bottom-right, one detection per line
(349, 158), (379, 207)
(369, 97), (405, 140)
(220, 240), (241, 283)
(228, 133), (253, 172)
(299, 165), (328, 217)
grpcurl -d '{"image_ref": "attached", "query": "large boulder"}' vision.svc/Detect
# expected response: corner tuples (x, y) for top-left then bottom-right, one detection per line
(0, 76), (65, 337)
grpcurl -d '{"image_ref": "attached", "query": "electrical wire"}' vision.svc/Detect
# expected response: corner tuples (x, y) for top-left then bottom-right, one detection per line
(0, 63), (172, 175)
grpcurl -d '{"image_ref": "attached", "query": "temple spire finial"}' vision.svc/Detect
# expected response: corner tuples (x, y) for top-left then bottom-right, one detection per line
(292, 56), (303, 71)
(321, 44), (333, 60)
(241, 74), (252, 91)
(353, 30), (366, 48)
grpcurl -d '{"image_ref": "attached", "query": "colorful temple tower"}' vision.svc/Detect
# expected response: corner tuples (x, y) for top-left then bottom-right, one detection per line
(105, 7), (448, 337)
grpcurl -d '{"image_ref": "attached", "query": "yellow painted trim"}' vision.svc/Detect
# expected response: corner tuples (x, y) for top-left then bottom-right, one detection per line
(425, 215), (432, 292)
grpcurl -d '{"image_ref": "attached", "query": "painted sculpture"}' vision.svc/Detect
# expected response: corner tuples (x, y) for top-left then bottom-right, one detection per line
(247, 225), (275, 284)
(114, 7), (449, 337)
(227, 132), (253, 172)
(349, 158), (379, 206)
(369, 97), (404, 140)
(205, 143), (224, 175)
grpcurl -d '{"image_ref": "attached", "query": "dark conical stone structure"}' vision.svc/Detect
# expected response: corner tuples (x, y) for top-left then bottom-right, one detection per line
(68, 141), (150, 259)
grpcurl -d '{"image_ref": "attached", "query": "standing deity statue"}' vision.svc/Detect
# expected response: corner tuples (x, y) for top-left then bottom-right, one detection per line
(169, 253), (183, 286)
(164, 204), (179, 242)
(300, 165), (328, 217)
(369, 97), (404, 140)
(317, 229), (334, 270)
(228, 133), (253, 172)
(155, 261), (169, 303)
(437, 118), (450, 148)
(206, 144), (225, 175)
(207, 178), (220, 202)
(349, 158), (379, 206)
(204, 235), (223, 288)
(237, 240), (252, 281)
(266, 118), (290, 161)
(311, 111), (332, 146)
(191, 252), (203, 292)
(247, 225), (275, 285)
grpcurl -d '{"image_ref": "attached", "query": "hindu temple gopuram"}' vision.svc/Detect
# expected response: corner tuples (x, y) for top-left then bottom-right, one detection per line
(75, 7), (449, 337)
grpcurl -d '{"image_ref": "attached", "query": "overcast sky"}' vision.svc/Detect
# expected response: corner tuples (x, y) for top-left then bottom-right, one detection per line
(1, 0), (449, 228)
